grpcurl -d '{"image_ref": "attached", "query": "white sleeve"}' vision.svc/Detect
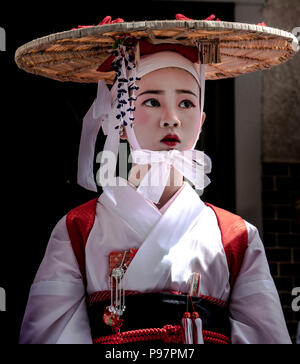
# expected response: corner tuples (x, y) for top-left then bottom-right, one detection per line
(229, 222), (291, 344)
(19, 216), (93, 344)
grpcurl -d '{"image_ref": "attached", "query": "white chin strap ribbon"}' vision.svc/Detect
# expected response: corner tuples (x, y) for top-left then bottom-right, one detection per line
(131, 149), (211, 203)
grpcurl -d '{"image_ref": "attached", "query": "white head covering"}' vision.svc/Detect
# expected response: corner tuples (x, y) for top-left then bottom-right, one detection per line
(111, 50), (201, 98)
(77, 45), (211, 202)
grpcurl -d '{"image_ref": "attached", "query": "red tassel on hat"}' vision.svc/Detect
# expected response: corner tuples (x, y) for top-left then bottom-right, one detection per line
(176, 14), (193, 21)
(175, 13), (221, 22)
(99, 16), (124, 25)
(73, 16), (124, 29)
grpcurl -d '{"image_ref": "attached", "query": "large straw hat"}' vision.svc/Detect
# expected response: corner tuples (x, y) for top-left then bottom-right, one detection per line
(15, 17), (298, 84)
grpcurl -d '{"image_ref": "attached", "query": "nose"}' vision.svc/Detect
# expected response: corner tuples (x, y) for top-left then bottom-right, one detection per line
(160, 119), (181, 128)
(160, 109), (182, 128)
(160, 101), (181, 128)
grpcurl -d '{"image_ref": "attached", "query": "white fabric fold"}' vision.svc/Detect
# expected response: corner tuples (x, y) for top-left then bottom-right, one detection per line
(228, 222), (292, 344)
(93, 80), (112, 126)
(77, 101), (102, 192)
(19, 217), (93, 344)
(77, 80), (112, 191)
(196, 62), (205, 149)
(95, 108), (121, 187)
(101, 177), (161, 240)
(230, 279), (276, 300)
(121, 182), (205, 291)
(29, 280), (85, 297)
(136, 51), (201, 87)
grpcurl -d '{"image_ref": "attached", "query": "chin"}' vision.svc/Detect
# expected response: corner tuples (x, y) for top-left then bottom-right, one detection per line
(159, 142), (182, 150)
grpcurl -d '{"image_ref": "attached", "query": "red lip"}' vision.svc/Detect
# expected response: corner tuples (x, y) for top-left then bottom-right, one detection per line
(161, 141), (179, 147)
(160, 134), (181, 143)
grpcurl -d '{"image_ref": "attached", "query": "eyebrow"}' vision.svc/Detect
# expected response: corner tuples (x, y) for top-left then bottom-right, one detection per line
(137, 89), (198, 97)
(177, 89), (198, 97)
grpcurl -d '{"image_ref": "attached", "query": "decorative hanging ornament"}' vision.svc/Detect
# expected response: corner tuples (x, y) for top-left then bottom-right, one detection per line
(181, 311), (194, 344)
(181, 273), (204, 344)
(110, 39), (141, 136)
(103, 251), (127, 329)
(103, 249), (137, 330)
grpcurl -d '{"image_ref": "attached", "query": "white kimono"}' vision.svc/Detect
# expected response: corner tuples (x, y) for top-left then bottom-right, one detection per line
(19, 178), (291, 344)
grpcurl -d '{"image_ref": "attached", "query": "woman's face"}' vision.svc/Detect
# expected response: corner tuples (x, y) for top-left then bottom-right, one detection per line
(131, 67), (204, 151)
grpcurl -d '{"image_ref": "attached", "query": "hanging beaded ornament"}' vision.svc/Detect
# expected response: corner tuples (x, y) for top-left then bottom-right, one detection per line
(110, 37), (140, 136)
(103, 249), (138, 329)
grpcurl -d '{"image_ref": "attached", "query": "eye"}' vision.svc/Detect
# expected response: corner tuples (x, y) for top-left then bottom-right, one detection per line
(143, 98), (160, 107)
(179, 100), (195, 109)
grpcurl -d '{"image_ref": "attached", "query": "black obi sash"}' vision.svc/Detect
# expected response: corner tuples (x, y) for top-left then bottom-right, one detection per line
(86, 291), (231, 344)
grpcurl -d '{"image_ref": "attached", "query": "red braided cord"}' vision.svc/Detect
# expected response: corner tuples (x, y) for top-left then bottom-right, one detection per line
(93, 325), (183, 344)
(87, 290), (141, 306)
(203, 336), (229, 344)
(197, 294), (227, 308)
(203, 330), (231, 344)
(93, 325), (230, 344)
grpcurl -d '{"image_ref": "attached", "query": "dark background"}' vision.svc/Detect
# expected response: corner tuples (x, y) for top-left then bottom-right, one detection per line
(0, 1), (235, 343)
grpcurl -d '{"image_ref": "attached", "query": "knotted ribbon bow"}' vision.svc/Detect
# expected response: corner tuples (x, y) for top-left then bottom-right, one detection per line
(130, 149), (212, 203)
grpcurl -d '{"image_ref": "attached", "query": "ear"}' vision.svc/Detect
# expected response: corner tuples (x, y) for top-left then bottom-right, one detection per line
(120, 127), (128, 141)
(201, 112), (206, 126)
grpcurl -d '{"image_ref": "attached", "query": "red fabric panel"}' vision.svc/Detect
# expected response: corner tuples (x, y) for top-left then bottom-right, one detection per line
(66, 198), (98, 286)
(205, 203), (248, 289)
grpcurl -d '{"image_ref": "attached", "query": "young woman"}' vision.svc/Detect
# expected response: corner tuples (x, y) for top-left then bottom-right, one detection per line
(16, 16), (297, 344)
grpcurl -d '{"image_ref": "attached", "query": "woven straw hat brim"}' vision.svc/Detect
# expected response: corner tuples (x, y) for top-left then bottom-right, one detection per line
(15, 20), (298, 84)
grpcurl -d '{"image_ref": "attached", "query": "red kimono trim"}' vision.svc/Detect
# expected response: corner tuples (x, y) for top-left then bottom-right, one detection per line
(66, 198), (98, 287)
